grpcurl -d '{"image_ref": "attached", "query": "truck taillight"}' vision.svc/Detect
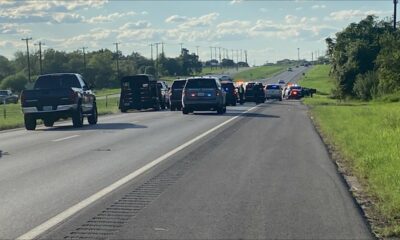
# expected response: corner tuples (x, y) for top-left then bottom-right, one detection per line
(69, 90), (76, 102)
(216, 90), (220, 96)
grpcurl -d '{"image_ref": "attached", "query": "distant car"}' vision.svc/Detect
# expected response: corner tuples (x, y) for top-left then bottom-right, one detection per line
(182, 77), (226, 114)
(221, 81), (237, 106)
(157, 81), (169, 109)
(169, 79), (187, 111)
(278, 80), (285, 85)
(244, 82), (256, 102)
(265, 84), (282, 101)
(21, 73), (97, 130)
(119, 74), (161, 112)
(0, 90), (18, 104)
(287, 67), (293, 72)
(287, 86), (303, 99)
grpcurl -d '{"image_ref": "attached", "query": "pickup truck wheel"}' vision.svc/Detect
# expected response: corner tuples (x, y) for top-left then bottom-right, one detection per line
(43, 118), (54, 127)
(217, 107), (224, 114)
(121, 107), (127, 113)
(24, 115), (36, 130)
(72, 106), (84, 128)
(153, 103), (160, 111)
(88, 104), (98, 125)
(182, 108), (189, 115)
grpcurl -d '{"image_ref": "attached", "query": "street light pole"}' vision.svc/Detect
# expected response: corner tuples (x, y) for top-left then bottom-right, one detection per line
(82, 47), (87, 73)
(21, 37), (32, 82)
(297, 48), (300, 63)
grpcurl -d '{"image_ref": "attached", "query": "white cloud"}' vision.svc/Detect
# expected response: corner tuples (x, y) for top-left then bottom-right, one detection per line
(141, 11), (148, 15)
(52, 13), (84, 24)
(165, 13), (219, 28)
(260, 8), (268, 13)
(165, 15), (188, 23)
(285, 15), (298, 24)
(86, 11), (136, 24)
(312, 4), (326, 9)
(0, 23), (31, 34)
(119, 21), (152, 30)
(229, 0), (243, 5)
(328, 9), (389, 21)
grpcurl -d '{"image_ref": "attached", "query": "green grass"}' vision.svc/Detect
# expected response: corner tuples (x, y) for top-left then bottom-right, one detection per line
(233, 65), (286, 81)
(299, 64), (334, 95)
(0, 98), (120, 131)
(94, 88), (120, 97)
(301, 65), (400, 237)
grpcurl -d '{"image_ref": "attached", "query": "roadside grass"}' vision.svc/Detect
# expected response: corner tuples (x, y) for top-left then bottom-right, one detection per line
(233, 65), (286, 81)
(300, 65), (400, 237)
(94, 88), (120, 97)
(0, 98), (120, 131)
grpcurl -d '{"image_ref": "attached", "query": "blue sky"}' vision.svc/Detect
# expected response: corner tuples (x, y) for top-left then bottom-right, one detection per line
(0, 0), (394, 65)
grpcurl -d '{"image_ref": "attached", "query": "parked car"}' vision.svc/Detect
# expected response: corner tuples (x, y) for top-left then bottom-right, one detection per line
(253, 82), (266, 104)
(221, 81), (237, 106)
(119, 74), (161, 112)
(0, 90), (18, 104)
(157, 81), (169, 109)
(265, 84), (283, 101)
(278, 80), (285, 85)
(169, 79), (187, 111)
(244, 82), (256, 102)
(21, 73), (97, 130)
(287, 85), (303, 99)
(182, 77), (226, 114)
(287, 67), (293, 71)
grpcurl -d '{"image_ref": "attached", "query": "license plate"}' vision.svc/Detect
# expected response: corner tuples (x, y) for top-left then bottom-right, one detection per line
(43, 106), (52, 111)
(197, 92), (205, 97)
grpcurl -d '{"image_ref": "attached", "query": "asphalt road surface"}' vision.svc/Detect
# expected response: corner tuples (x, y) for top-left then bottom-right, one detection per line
(0, 67), (372, 239)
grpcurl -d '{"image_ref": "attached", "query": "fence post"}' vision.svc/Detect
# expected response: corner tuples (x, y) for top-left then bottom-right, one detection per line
(106, 95), (108, 108)
(3, 106), (6, 119)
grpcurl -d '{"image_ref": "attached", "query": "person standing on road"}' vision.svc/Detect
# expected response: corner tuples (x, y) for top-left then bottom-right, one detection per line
(238, 84), (245, 104)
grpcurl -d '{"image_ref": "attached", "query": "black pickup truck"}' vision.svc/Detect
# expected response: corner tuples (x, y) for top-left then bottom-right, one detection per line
(21, 73), (97, 130)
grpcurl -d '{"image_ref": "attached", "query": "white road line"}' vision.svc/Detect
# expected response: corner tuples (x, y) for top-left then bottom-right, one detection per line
(52, 135), (80, 142)
(17, 105), (259, 240)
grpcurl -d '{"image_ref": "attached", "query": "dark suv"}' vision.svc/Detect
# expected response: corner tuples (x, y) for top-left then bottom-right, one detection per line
(169, 79), (187, 111)
(221, 81), (237, 106)
(182, 77), (226, 114)
(119, 75), (161, 112)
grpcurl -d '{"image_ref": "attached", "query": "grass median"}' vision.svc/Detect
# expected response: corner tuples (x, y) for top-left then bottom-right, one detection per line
(0, 97), (120, 131)
(234, 65), (287, 81)
(300, 65), (400, 237)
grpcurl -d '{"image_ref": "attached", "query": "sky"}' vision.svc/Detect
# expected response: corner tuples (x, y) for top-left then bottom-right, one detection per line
(0, 0), (394, 65)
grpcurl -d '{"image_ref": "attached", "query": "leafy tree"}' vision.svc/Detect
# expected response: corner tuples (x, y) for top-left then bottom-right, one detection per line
(0, 72), (28, 92)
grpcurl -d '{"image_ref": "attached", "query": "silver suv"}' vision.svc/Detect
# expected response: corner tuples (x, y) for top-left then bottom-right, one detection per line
(182, 77), (226, 114)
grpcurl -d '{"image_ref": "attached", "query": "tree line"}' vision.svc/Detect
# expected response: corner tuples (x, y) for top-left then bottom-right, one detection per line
(326, 15), (400, 100)
(0, 47), (207, 92)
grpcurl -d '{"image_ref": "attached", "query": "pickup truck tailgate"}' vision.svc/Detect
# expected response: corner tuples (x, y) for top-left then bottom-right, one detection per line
(22, 88), (74, 110)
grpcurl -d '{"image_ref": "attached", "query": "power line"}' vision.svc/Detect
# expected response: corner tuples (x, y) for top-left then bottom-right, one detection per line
(34, 41), (45, 75)
(21, 37), (32, 82)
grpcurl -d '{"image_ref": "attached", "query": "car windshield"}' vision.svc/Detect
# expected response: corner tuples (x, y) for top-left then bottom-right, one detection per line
(185, 79), (216, 88)
(1, 1), (398, 239)
(34, 75), (81, 89)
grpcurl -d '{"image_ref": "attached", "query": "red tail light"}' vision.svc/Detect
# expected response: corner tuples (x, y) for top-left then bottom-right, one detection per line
(69, 90), (77, 102)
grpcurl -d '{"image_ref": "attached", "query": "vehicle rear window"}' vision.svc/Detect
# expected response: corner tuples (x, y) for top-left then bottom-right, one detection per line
(172, 80), (186, 89)
(185, 79), (216, 89)
(121, 76), (150, 84)
(290, 86), (302, 90)
(266, 85), (280, 89)
(221, 83), (234, 91)
(0, 91), (8, 95)
(34, 75), (81, 89)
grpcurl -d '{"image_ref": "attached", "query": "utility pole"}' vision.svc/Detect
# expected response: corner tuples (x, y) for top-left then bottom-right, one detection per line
(179, 43), (183, 54)
(149, 43), (154, 61)
(240, 49), (243, 62)
(297, 48), (300, 65)
(21, 37), (32, 82)
(154, 42), (161, 78)
(196, 46), (199, 57)
(236, 49), (239, 71)
(210, 46), (213, 70)
(161, 42), (165, 55)
(394, 0), (398, 30)
(245, 50), (248, 64)
(34, 41), (45, 75)
(81, 47), (87, 73)
(113, 42), (121, 81)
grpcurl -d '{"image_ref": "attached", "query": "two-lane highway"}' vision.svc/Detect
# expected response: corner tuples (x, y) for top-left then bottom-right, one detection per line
(0, 67), (372, 239)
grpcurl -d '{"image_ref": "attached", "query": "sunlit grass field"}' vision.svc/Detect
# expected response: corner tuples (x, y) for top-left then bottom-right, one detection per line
(233, 65), (287, 81)
(300, 65), (400, 237)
